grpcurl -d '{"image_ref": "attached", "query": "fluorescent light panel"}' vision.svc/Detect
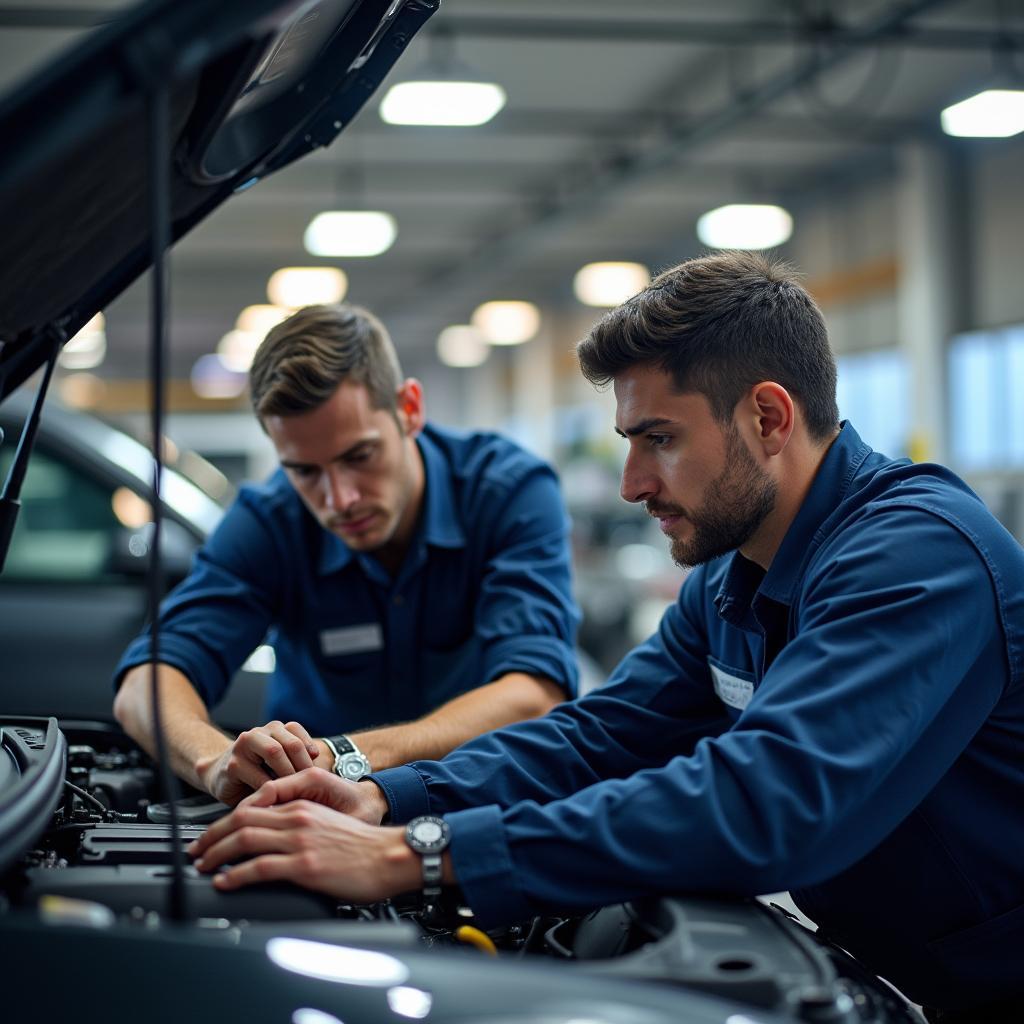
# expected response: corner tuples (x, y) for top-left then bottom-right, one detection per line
(696, 204), (793, 250)
(217, 329), (262, 373)
(471, 301), (540, 345)
(59, 312), (107, 370)
(237, 304), (291, 336)
(380, 81), (506, 126)
(437, 325), (490, 368)
(267, 267), (347, 308)
(941, 89), (1024, 138)
(304, 211), (397, 257)
(574, 262), (650, 307)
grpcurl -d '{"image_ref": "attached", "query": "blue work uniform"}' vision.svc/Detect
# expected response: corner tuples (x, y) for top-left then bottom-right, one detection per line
(114, 424), (580, 730)
(372, 423), (1024, 1012)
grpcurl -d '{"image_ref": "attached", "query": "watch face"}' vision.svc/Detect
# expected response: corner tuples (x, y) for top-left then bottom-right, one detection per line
(338, 752), (370, 781)
(406, 815), (450, 853)
(412, 820), (443, 845)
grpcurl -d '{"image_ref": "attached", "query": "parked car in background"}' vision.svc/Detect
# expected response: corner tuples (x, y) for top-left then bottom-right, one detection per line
(0, 395), (270, 728)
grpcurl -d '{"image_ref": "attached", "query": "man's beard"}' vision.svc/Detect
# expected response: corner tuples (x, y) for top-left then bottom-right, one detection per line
(651, 426), (778, 569)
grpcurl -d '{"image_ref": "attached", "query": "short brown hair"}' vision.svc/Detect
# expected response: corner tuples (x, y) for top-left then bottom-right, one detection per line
(577, 251), (839, 441)
(250, 303), (402, 419)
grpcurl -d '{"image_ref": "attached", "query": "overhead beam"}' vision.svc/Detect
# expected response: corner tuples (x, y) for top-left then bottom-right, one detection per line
(427, 13), (1023, 51)
(347, 108), (932, 143)
(2, 7), (1020, 53)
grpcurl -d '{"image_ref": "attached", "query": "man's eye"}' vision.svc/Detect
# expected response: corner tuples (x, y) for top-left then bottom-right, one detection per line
(346, 448), (374, 465)
(291, 466), (318, 480)
(648, 434), (671, 448)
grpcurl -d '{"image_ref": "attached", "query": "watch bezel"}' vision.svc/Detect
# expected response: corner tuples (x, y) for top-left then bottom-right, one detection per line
(405, 815), (451, 854)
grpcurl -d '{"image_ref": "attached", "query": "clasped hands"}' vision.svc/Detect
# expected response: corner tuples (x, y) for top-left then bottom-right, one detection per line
(195, 719), (333, 806)
(187, 767), (416, 902)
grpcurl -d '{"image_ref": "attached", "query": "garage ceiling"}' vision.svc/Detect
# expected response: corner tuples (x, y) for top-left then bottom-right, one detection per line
(1, 0), (1021, 383)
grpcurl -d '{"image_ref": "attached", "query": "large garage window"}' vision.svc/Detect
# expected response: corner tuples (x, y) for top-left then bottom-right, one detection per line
(949, 325), (1024, 471)
(836, 349), (910, 459)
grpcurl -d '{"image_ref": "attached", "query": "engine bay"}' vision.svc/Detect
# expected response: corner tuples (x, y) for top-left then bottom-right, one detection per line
(0, 715), (921, 1023)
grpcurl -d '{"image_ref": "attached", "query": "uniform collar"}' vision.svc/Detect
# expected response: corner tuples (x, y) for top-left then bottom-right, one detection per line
(316, 424), (466, 576)
(715, 421), (871, 618)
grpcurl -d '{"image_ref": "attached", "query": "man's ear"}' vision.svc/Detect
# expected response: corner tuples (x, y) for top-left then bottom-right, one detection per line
(395, 378), (425, 437)
(745, 381), (795, 457)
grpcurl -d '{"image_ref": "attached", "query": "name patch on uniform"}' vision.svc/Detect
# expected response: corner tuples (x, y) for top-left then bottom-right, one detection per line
(320, 623), (383, 656)
(708, 661), (754, 711)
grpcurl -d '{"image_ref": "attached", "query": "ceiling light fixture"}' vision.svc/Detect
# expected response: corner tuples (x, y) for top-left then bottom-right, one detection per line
(574, 262), (650, 307)
(437, 325), (490, 368)
(59, 312), (107, 370)
(471, 301), (540, 346)
(379, 28), (506, 128)
(380, 80), (506, 126)
(696, 204), (793, 250)
(940, 89), (1024, 138)
(267, 267), (347, 308)
(304, 210), (397, 257)
(236, 304), (291, 336)
(216, 329), (262, 373)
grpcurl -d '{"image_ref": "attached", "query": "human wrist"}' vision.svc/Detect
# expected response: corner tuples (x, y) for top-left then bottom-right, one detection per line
(192, 732), (233, 792)
(381, 826), (421, 896)
(313, 739), (334, 768)
(357, 778), (390, 824)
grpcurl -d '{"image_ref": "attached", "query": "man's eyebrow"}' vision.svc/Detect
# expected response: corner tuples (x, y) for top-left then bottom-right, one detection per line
(614, 417), (674, 438)
(280, 437), (380, 469)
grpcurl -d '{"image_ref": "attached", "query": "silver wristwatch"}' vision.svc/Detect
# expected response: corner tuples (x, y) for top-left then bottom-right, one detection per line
(322, 734), (371, 782)
(405, 815), (451, 903)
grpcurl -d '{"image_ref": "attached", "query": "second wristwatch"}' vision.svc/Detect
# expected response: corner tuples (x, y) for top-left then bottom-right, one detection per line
(323, 734), (371, 781)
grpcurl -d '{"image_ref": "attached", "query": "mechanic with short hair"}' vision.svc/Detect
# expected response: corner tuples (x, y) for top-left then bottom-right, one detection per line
(190, 253), (1024, 1022)
(113, 303), (579, 805)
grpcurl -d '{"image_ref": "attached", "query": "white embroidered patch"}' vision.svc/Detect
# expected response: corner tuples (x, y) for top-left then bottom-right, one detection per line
(319, 623), (383, 656)
(709, 661), (754, 711)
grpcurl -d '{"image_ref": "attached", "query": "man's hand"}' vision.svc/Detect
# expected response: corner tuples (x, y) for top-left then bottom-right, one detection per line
(194, 720), (328, 806)
(234, 766), (390, 825)
(186, 798), (418, 902)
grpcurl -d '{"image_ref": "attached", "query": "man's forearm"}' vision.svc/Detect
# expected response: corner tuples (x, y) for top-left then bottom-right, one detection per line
(113, 663), (233, 792)
(345, 672), (564, 770)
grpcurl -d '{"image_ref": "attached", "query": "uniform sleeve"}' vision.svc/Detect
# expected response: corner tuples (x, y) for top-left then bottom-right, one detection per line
(370, 570), (732, 823)
(112, 495), (284, 707)
(473, 465), (582, 695)
(439, 509), (1007, 926)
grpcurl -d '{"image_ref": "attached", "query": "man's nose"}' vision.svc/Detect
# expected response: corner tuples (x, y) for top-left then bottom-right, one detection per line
(620, 449), (656, 504)
(324, 468), (360, 511)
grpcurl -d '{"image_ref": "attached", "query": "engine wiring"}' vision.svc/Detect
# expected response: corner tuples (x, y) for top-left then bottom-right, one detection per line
(62, 779), (138, 823)
(64, 779), (111, 815)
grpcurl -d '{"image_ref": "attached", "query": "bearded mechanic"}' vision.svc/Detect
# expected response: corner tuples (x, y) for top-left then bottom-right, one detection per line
(113, 303), (578, 805)
(190, 253), (1024, 1022)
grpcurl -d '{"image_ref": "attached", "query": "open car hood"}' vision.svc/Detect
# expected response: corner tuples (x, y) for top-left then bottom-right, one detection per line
(0, 0), (437, 401)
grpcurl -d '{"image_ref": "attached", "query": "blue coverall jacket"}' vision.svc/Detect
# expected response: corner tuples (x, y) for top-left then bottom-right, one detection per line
(373, 423), (1024, 1011)
(115, 424), (580, 728)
